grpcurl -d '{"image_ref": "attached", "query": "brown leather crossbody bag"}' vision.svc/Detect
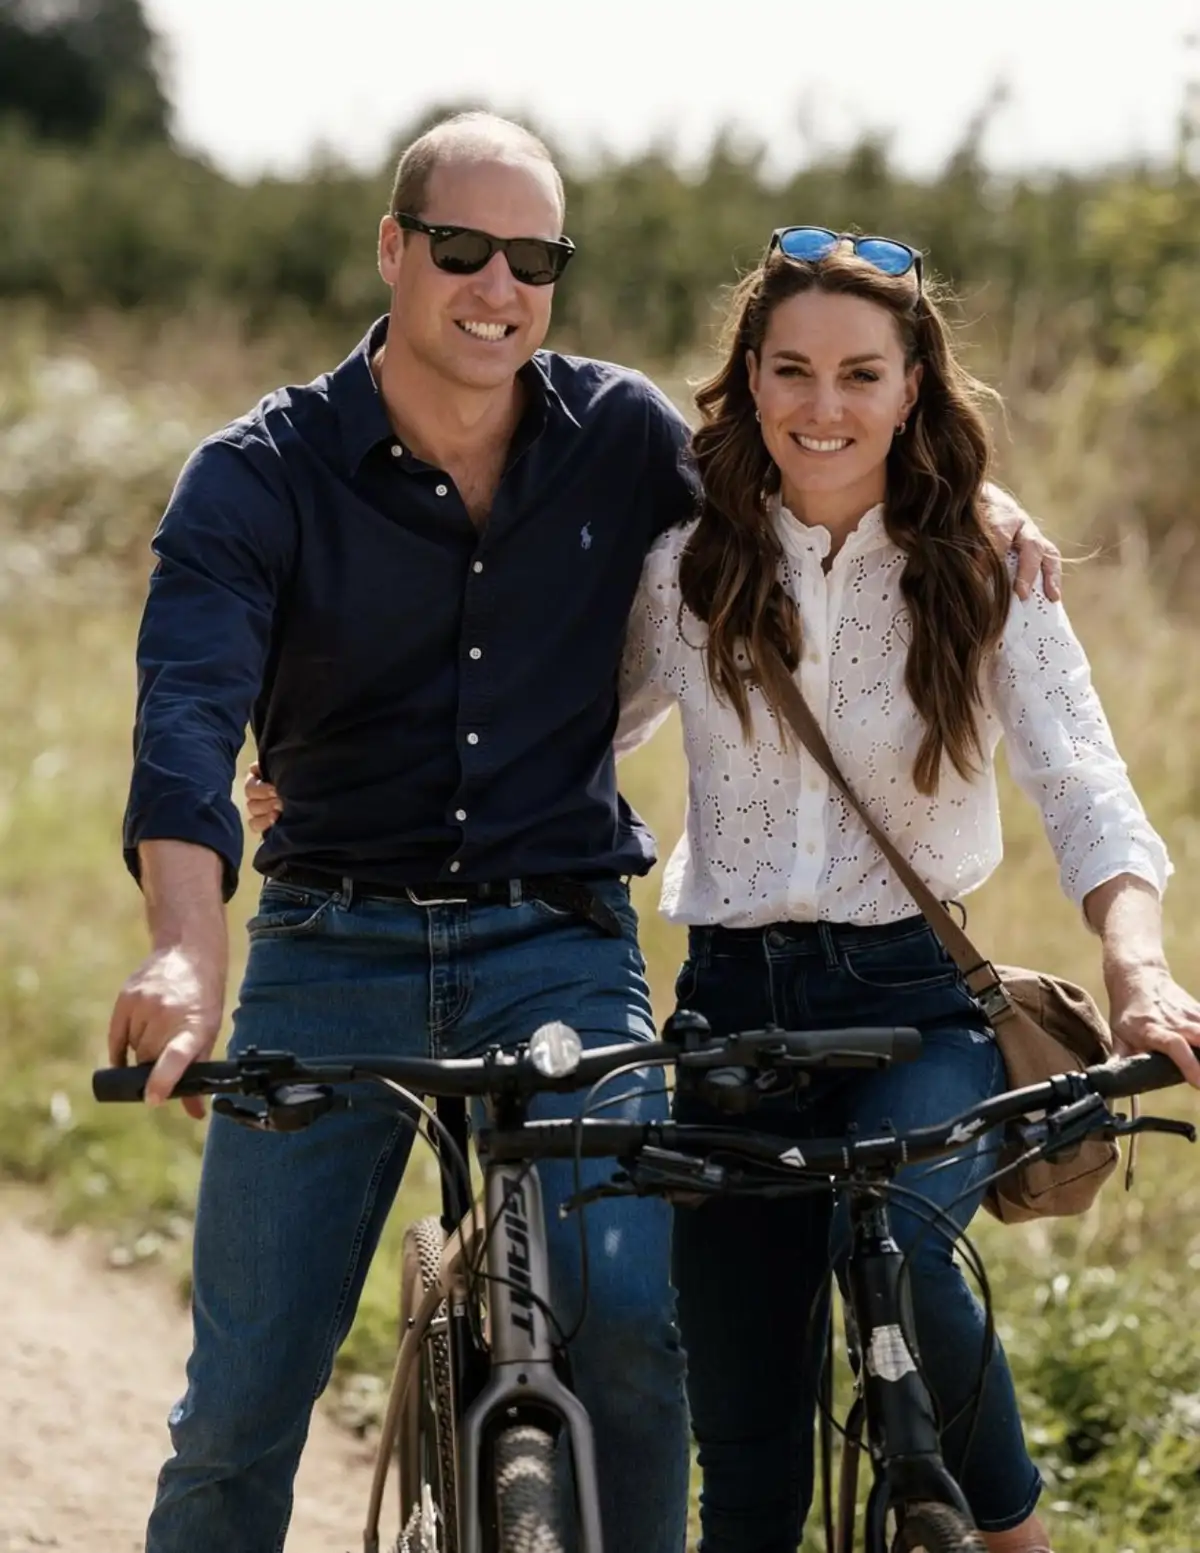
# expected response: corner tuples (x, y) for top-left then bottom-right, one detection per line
(768, 665), (1121, 1223)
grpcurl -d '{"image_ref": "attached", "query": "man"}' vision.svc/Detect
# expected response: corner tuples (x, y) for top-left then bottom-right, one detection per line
(111, 111), (1059, 1552)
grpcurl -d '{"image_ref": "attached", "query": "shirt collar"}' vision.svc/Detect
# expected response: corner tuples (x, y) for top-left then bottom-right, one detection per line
(331, 318), (581, 477)
(771, 495), (889, 563)
(331, 316), (394, 476)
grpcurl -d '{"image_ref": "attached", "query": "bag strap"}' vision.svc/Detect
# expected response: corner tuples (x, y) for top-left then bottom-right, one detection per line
(768, 666), (1012, 1016)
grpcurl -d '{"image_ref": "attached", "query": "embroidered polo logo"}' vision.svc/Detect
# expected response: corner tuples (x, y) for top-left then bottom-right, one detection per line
(580, 523), (593, 550)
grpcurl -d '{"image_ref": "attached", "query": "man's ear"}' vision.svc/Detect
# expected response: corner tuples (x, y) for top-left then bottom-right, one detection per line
(378, 214), (402, 286)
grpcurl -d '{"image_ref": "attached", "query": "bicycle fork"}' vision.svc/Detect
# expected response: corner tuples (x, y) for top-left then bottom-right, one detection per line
(458, 1164), (605, 1553)
(840, 1193), (973, 1551)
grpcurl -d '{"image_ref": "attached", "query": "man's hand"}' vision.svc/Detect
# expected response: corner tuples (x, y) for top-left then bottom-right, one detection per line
(108, 840), (228, 1119)
(985, 488), (1062, 602)
(108, 944), (226, 1117)
(245, 761), (283, 834)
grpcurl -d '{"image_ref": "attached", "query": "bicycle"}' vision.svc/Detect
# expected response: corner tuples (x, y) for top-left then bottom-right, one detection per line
(92, 1021), (923, 1552)
(94, 1021), (1198, 1553)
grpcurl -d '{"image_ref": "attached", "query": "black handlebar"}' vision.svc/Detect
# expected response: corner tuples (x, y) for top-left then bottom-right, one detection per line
(91, 1034), (1198, 1184)
(90, 1025), (926, 1106)
(482, 1045), (1199, 1173)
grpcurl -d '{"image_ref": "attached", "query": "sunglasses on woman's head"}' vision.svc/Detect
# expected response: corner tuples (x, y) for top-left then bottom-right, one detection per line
(769, 226), (923, 291)
(395, 213), (576, 287)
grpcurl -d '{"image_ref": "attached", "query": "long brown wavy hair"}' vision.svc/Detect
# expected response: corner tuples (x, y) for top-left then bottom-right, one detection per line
(681, 248), (1011, 795)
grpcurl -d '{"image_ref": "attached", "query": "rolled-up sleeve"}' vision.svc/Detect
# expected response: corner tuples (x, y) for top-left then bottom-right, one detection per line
(989, 582), (1172, 908)
(123, 436), (296, 899)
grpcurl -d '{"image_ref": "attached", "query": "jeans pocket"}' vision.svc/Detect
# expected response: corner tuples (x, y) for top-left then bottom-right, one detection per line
(841, 930), (961, 992)
(674, 958), (699, 1006)
(246, 884), (338, 940)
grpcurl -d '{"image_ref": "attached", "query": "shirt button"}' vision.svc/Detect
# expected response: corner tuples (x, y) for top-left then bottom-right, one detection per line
(806, 842), (817, 855)
(390, 444), (403, 458)
(466, 732), (479, 745)
(435, 483), (449, 497)
(472, 560), (484, 573)
(449, 860), (461, 873)
(469, 647), (482, 661)
(455, 808), (467, 822)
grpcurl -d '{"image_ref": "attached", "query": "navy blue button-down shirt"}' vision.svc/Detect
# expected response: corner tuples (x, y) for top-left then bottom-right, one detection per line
(124, 318), (698, 898)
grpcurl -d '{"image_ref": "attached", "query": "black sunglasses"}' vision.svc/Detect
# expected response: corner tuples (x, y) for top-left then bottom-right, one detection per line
(769, 226), (923, 291)
(395, 212), (575, 287)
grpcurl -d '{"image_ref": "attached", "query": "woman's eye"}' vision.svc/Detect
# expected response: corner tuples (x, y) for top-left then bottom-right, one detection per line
(848, 369), (880, 383)
(775, 365), (808, 378)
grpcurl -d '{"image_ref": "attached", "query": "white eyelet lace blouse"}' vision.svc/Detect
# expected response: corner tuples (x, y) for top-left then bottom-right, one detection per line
(616, 493), (1172, 929)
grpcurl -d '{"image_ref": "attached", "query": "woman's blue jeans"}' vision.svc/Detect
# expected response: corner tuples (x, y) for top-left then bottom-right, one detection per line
(145, 876), (688, 1553)
(671, 916), (1043, 1551)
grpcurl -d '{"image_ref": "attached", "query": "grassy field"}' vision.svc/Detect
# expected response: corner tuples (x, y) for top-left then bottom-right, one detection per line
(2, 318), (1199, 1549)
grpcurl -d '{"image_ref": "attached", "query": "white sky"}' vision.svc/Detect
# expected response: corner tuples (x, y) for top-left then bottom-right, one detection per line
(143, 0), (1199, 181)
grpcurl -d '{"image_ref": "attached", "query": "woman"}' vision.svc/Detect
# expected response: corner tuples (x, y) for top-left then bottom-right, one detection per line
(246, 233), (1200, 1550)
(610, 229), (1197, 1553)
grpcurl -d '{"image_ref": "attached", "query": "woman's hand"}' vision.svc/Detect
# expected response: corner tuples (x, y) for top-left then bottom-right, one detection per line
(243, 762), (282, 835)
(1085, 874), (1200, 1087)
(1107, 965), (1200, 1089)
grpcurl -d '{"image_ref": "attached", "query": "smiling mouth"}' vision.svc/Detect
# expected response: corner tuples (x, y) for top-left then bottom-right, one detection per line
(791, 434), (853, 453)
(456, 320), (517, 342)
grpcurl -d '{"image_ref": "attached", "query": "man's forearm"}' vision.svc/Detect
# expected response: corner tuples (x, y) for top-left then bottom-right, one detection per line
(138, 839), (229, 971)
(1083, 872), (1168, 989)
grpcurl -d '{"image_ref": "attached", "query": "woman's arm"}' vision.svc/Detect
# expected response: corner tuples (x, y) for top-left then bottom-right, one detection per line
(989, 586), (1200, 1084)
(1083, 874), (1200, 1086)
(613, 535), (685, 760)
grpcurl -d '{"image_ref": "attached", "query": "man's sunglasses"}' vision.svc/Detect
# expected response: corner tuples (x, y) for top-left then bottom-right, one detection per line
(769, 226), (923, 290)
(395, 213), (575, 287)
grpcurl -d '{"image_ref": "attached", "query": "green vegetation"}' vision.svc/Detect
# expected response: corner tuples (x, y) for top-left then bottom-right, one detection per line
(3, 8), (1200, 1544)
(3, 324), (1199, 1549)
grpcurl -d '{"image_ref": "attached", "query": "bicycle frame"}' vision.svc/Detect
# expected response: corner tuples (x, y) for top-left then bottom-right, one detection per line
(364, 1098), (605, 1553)
(836, 1181), (974, 1552)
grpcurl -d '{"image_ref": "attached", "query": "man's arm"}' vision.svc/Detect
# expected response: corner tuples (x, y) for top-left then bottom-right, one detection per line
(111, 436), (295, 1108)
(982, 482), (1063, 601)
(108, 841), (228, 1116)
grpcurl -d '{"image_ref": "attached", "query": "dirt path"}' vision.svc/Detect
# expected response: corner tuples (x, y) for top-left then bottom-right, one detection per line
(0, 1192), (383, 1552)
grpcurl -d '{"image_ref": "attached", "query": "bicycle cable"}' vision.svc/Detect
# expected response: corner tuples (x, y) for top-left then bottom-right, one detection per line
(553, 1065), (673, 1348)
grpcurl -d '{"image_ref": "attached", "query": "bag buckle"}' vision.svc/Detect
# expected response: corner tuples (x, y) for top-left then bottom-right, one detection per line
(967, 962), (1012, 1021)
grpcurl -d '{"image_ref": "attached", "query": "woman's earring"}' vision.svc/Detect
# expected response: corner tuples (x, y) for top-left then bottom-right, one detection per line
(754, 408), (761, 423)
(894, 419), (907, 436)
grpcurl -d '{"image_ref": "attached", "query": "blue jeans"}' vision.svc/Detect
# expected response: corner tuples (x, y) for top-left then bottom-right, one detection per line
(146, 876), (688, 1553)
(671, 917), (1043, 1551)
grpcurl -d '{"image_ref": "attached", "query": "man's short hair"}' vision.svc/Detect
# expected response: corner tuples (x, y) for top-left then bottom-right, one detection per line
(389, 111), (565, 226)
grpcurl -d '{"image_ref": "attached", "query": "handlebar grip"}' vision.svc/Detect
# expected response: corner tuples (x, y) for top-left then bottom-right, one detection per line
(92, 1065), (154, 1102)
(91, 1062), (241, 1103)
(779, 1027), (923, 1065)
(1087, 1049), (1193, 1101)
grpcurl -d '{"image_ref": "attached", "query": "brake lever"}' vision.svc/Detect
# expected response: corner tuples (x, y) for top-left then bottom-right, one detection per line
(213, 1083), (342, 1133)
(559, 1148), (730, 1216)
(1109, 1113), (1197, 1144)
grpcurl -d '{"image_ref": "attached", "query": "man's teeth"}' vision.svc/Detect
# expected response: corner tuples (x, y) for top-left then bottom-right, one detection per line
(796, 435), (851, 452)
(459, 321), (510, 341)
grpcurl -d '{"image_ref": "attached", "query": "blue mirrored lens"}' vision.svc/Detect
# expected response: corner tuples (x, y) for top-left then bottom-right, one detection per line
(855, 239), (914, 276)
(777, 227), (838, 262)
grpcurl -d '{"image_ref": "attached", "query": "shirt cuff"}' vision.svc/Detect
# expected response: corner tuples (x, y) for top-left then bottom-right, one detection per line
(123, 790), (243, 902)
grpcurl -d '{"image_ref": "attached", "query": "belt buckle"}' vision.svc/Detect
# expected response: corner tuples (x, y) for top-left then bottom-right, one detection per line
(405, 885), (469, 907)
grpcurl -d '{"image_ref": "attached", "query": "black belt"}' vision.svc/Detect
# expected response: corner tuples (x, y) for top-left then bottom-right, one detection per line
(268, 863), (626, 940)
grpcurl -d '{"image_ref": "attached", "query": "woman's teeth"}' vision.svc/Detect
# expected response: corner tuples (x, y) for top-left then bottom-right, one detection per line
(794, 435), (851, 453)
